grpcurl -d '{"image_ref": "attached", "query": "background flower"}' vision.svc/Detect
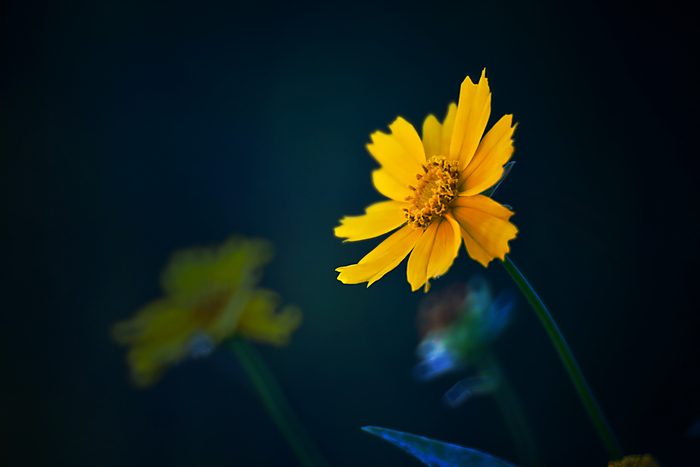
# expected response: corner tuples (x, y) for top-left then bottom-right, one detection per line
(111, 237), (301, 386)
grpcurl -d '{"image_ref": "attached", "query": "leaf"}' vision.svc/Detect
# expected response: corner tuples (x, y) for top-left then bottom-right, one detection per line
(362, 426), (518, 467)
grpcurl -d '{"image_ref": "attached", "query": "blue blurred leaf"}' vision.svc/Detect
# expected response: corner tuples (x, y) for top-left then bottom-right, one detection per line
(443, 375), (498, 407)
(362, 426), (518, 467)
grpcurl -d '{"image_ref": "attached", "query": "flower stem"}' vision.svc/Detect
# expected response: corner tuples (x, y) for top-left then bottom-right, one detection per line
(500, 255), (622, 460)
(229, 336), (328, 467)
(477, 350), (539, 467)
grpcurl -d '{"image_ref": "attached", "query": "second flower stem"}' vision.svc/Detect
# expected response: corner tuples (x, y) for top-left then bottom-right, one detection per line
(229, 336), (328, 467)
(500, 255), (622, 460)
(477, 350), (539, 467)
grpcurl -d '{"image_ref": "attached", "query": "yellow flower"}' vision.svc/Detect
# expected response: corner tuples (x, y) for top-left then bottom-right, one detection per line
(608, 454), (659, 467)
(111, 237), (302, 387)
(335, 70), (518, 292)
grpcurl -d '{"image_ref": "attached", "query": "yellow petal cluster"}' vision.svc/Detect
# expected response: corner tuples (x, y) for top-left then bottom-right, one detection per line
(608, 454), (659, 467)
(335, 70), (518, 291)
(111, 237), (301, 387)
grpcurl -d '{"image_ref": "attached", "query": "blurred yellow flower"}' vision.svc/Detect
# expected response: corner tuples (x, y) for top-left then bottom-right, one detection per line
(608, 454), (659, 467)
(335, 70), (517, 292)
(111, 237), (301, 387)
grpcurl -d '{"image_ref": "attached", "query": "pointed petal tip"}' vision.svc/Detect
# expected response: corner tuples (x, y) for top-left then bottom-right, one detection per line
(462, 74), (476, 86)
(465, 68), (487, 86)
(334, 200), (407, 242)
(335, 266), (357, 284)
(391, 116), (408, 126)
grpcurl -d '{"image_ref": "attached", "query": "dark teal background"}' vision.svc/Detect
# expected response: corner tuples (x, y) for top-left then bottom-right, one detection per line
(2, 1), (699, 466)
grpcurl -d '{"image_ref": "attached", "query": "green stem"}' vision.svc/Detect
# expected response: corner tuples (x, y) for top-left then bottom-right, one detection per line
(500, 255), (622, 460)
(229, 336), (328, 467)
(477, 351), (539, 467)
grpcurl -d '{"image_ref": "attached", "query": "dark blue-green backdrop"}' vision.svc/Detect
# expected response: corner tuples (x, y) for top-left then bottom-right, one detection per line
(2, 1), (698, 466)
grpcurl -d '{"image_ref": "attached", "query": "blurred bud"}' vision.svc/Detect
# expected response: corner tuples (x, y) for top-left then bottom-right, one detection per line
(415, 276), (513, 371)
(414, 277), (514, 405)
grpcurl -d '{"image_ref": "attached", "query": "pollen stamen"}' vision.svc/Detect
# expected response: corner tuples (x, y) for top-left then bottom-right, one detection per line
(404, 155), (460, 229)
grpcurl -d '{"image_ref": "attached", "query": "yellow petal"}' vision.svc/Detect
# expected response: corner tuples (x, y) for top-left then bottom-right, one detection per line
(443, 213), (463, 263)
(207, 289), (252, 341)
(449, 70), (492, 172)
(422, 114), (442, 158)
(458, 225), (494, 267)
(334, 200), (407, 242)
(427, 215), (461, 286)
(236, 290), (302, 346)
(459, 115), (516, 195)
(406, 217), (461, 292)
(336, 225), (422, 285)
(372, 168), (413, 201)
(111, 300), (195, 346)
(111, 300), (199, 387)
(367, 117), (424, 185)
(441, 103), (458, 158)
(126, 326), (192, 386)
(161, 237), (272, 295)
(422, 103), (458, 160)
(451, 195), (517, 267)
(389, 116), (426, 164)
(406, 226), (436, 292)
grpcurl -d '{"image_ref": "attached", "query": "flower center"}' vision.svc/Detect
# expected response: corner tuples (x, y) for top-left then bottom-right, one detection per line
(404, 155), (460, 229)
